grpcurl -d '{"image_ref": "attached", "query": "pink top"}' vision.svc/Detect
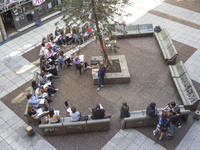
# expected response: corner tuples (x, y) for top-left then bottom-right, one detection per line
(44, 49), (53, 59)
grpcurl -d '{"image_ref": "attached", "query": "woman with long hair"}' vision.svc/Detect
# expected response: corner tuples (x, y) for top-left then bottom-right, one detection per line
(153, 111), (169, 140)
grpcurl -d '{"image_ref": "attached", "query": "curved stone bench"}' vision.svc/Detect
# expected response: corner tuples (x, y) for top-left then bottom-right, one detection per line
(121, 105), (190, 129)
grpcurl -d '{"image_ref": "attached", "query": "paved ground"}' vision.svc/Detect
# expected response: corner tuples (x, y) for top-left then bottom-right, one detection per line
(1, 0), (200, 150)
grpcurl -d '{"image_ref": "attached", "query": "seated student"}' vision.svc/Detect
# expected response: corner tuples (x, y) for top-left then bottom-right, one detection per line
(89, 104), (110, 119)
(44, 46), (57, 60)
(35, 85), (57, 98)
(69, 107), (80, 122)
(73, 56), (92, 69)
(120, 102), (130, 118)
(28, 105), (38, 118)
(146, 102), (159, 118)
(58, 50), (72, 67)
(26, 94), (50, 111)
(48, 108), (60, 123)
(163, 101), (178, 117)
(64, 26), (73, 46)
(42, 60), (58, 76)
(38, 72), (59, 85)
(32, 80), (39, 90)
(55, 27), (65, 46)
(87, 26), (93, 38)
(39, 43), (46, 56)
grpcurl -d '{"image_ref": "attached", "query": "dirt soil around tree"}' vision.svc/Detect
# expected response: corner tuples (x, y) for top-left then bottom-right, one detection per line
(2, 36), (200, 150)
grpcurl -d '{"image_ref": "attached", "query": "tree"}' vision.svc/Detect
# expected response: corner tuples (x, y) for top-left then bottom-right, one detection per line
(55, 0), (129, 65)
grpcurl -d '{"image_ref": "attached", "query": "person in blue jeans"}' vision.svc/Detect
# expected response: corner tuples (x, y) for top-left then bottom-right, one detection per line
(96, 63), (106, 91)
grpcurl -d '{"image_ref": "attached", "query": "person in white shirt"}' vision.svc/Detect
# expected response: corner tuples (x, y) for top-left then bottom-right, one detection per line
(69, 107), (80, 122)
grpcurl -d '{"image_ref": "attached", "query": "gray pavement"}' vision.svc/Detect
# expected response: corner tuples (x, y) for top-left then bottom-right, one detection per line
(0, 0), (200, 149)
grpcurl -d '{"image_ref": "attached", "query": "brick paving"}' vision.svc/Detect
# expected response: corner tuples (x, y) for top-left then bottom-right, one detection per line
(1, 0), (200, 150)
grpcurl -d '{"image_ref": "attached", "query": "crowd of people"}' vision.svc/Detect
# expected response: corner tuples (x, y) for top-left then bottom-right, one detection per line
(146, 101), (182, 140)
(26, 25), (108, 124)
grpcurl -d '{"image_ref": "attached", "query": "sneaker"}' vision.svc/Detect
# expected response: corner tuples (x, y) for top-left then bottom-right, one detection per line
(166, 133), (172, 137)
(153, 130), (156, 136)
(62, 45), (66, 47)
(88, 108), (92, 112)
(101, 85), (104, 88)
(96, 88), (100, 91)
(48, 99), (53, 103)
(55, 89), (59, 91)
(51, 94), (54, 97)
(87, 66), (92, 69)
(56, 76), (61, 79)
(159, 136), (163, 140)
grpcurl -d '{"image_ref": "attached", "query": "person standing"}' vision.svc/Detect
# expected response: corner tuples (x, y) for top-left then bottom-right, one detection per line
(153, 111), (168, 140)
(96, 63), (106, 91)
(167, 107), (182, 137)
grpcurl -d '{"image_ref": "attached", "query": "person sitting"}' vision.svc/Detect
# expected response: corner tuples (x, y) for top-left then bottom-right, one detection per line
(73, 56), (91, 69)
(48, 108), (60, 123)
(64, 26), (73, 46)
(42, 60), (58, 76)
(58, 50), (72, 67)
(153, 111), (169, 140)
(87, 26), (93, 38)
(69, 106), (80, 122)
(89, 104), (110, 119)
(44, 46), (56, 60)
(55, 27), (65, 46)
(146, 102), (159, 118)
(38, 72), (49, 85)
(32, 80), (39, 90)
(120, 102), (130, 118)
(26, 94), (50, 111)
(35, 85), (57, 98)
(28, 105), (38, 118)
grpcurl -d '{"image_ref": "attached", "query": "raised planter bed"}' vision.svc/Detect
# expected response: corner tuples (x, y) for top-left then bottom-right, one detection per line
(91, 55), (130, 84)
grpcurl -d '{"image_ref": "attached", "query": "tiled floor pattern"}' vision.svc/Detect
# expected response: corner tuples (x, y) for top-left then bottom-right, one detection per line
(0, 0), (200, 149)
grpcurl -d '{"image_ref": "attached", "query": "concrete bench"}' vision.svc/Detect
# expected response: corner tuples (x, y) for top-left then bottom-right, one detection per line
(24, 71), (42, 124)
(154, 28), (169, 41)
(112, 24), (153, 39)
(139, 24), (154, 37)
(121, 105), (190, 129)
(155, 28), (178, 65)
(173, 73), (200, 110)
(39, 116), (110, 135)
(169, 61), (187, 78)
(125, 25), (140, 38)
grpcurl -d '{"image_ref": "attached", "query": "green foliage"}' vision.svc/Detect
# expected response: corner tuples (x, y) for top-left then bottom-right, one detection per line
(55, 0), (130, 64)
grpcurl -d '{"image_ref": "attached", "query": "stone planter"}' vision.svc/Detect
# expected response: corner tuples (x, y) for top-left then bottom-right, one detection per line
(91, 55), (130, 84)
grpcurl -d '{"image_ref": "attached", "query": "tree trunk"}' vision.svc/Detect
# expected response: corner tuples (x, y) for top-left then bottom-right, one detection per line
(0, 15), (7, 42)
(91, 0), (110, 65)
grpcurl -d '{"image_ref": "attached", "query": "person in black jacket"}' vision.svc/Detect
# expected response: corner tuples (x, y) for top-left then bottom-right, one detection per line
(96, 63), (106, 91)
(91, 104), (105, 119)
(146, 102), (159, 118)
(167, 107), (182, 137)
(55, 27), (65, 46)
(120, 102), (130, 118)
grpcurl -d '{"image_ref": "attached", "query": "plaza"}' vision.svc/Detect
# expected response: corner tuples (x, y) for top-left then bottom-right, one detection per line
(0, 0), (200, 150)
